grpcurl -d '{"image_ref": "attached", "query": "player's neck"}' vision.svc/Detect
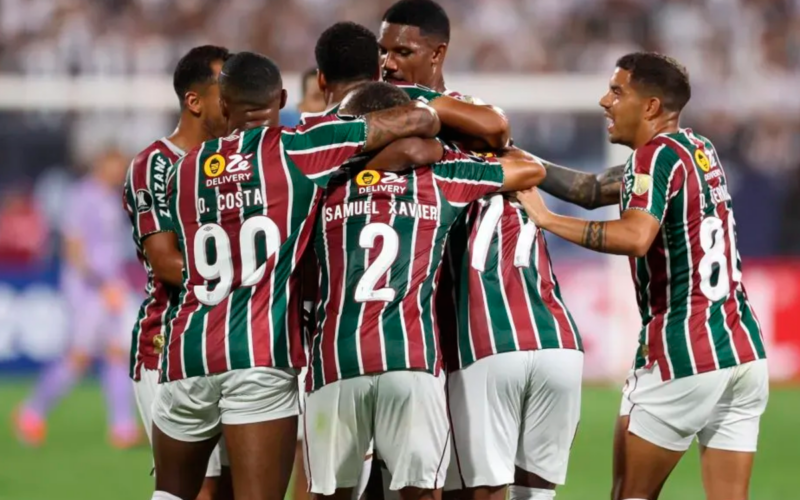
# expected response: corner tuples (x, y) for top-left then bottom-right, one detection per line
(326, 81), (370, 108)
(168, 114), (212, 152)
(634, 119), (680, 150)
(429, 74), (446, 93)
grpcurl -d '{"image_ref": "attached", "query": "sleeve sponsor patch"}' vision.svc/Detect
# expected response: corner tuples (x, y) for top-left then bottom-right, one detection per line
(135, 189), (154, 213)
(632, 174), (652, 196)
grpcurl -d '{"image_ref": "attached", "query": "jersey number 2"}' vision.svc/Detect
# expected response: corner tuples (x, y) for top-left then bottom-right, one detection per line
(699, 212), (742, 302)
(354, 222), (399, 302)
(471, 195), (536, 271)
(194, 215), (281, 306)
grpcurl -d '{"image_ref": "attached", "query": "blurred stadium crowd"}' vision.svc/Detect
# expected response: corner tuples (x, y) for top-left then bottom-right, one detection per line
(1, 0), (799, 267)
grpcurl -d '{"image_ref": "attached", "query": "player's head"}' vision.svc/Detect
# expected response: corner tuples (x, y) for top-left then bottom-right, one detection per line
(339, 81), (411, 115)
(219, 51), (287, 130)
(379, 0), (450, 87)
(600, 52), (691, 148)
(315, 22), (380, 94)
(298, 67), (326, 114)
(173, 45), (231, 137)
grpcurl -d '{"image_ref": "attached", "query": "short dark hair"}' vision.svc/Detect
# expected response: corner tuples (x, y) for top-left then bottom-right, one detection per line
(315, 22), (379, 85)
(616, 52), (691, 113)
(301, 67), (318, 96)
(219, 51), (282, 107)
(383, 0), (450, 42)
(173, 45), (231, 107)
(341, 82), (411, 115)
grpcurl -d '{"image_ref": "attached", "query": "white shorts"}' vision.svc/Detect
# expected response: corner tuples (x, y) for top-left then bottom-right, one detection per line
(304, 371), (449, 495)
(152, 366), (300, 443)
(620, 359), (769, 452)
(444, 350), (583, 489)
(133, 368), (223, 476)
(297, 366), (308, 440)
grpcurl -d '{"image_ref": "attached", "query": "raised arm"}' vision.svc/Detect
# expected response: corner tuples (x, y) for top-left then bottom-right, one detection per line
(537, 162), (625, 210)
(363, 101), (440, 153)
(143, 232), (184, 287)
(364, 138), (444, 172)
(428, 97), (510, 150)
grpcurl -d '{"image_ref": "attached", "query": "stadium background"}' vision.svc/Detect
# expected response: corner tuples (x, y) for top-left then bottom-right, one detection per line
(0, 0), (798, 499)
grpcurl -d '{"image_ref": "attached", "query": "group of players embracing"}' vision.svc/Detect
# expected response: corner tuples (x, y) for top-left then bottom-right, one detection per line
(124, 1), (769, 500)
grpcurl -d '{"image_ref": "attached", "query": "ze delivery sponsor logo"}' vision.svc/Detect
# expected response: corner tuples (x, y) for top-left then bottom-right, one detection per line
(203, 153), (254, 187)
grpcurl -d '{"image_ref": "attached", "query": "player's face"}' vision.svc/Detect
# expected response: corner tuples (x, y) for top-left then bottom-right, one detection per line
(379, 22), (436, 86)
(199, 60), (227, 137)
(298, 74), (326, 114)
(599, 68), (644, 147)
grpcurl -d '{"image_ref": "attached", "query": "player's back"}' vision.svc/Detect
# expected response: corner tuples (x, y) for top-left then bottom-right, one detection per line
(447, 194), (582, 370)
(308, 148), (504, 390)
(624, 129), (766, 380)
(166, 116), (368, 382)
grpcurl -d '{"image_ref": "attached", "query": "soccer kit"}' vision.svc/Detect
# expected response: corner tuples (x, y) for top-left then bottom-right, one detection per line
(618, 129), (768, 452)
(303, 148), (505, 495)
(124, 136), (224, 476)
(151, 117), (368, 444)
(398, 85), (586, 488)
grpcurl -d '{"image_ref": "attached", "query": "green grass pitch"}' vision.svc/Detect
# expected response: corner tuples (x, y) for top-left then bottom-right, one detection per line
(0, 381), (796, 500)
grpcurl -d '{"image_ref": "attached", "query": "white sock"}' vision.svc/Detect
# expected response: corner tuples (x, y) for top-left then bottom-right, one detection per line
(352, 456), (373, 500)
(508, 485), (556, 500)
(151, 492), (182, 500)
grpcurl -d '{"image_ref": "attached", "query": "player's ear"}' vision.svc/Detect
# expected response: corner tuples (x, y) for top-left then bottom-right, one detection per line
(432, 42), (448, 65)
(220, 97), (229, 120)
(184, 91), (201, 115)
(644, 96), (662, 120)
(280, 89), (287, 110)
(317, 70), (327, 94)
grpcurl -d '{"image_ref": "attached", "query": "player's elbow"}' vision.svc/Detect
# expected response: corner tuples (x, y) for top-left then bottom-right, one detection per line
(479, 107), (511, 149)
(629, 232), (653, 258)
(407, 103), (441, 139)
(518, 160), (547, 190)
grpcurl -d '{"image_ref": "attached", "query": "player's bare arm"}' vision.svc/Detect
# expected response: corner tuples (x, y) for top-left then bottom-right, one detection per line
(428, 96), (509, 149)
(365, 137), (444, 172)
(516, 187), (660, 256)
(363, 101), (441, 152)
(142, 232), (184, 287)
(537, 162), (625, 210)
(495, 154), (546, 193)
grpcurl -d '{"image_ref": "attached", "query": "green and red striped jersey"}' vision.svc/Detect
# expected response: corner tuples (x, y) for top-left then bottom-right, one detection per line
(123, 137), (184, 380)
(623, 129), (765, 380)
(447, 194), (582, 369)
(308, 148), (504, 391)
(163, 116), (367, 382)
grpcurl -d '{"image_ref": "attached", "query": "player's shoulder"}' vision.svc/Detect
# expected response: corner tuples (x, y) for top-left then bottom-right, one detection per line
(635, 137), (683, 169)
(444, 89), (485, 105)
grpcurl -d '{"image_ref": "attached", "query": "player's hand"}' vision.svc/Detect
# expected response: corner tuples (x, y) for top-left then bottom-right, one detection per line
(516, 187), (552, 228)
(101, 283), (127, 312)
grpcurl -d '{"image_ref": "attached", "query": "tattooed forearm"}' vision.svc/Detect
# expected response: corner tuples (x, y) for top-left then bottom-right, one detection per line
(363, 103), (440, 152)
(581, 221), (607, 251)
(538, 162), (624, 210)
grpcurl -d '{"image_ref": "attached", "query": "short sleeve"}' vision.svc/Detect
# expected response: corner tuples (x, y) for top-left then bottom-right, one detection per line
(281, 115), (368, 188)
(129, 149), (175, 240)
(621, 143), (684, 223)
(432, 149), (504, 206)
(394, 82), (444, 103)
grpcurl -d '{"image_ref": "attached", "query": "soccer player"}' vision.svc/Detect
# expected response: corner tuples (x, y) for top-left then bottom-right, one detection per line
(380, 3), (584, 499)
(304, 21), (508, 150)
(150, 51), (440, 500)
(516, 53), (768, 500)
(15, 149), (138, 448)
(124, 45), (233, 500)
(302, 81), (547, 500)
